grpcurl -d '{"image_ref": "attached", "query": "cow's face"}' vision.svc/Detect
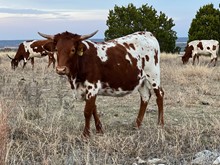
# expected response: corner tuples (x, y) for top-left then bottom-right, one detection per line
(39, 31), (98, 76)
(11, 59), (19, 70)
(55, 34), (81, 75)
(182, 55), (188, 64)
(7, 55), (19, 70)
(182, 45), (193, 64)
(42, 33), (82, 76)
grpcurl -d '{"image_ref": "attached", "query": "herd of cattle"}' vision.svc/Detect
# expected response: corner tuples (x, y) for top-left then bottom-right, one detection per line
(6, 30), (220, 137)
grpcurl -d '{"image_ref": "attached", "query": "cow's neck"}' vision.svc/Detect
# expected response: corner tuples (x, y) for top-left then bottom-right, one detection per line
(68, 54), (85, 87)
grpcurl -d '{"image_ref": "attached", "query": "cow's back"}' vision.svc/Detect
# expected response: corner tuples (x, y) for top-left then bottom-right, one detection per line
(81, 31), (160, 96)
(189, 40), (219, 54)
(95, 31), (160, 70)
(23, 40), (44, 58)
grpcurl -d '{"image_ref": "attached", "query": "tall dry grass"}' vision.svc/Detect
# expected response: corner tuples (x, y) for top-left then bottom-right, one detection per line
(0, 51), (220, 164)
(0, 101), (9, 165)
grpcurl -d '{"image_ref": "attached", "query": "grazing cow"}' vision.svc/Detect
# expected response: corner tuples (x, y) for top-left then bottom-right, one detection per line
(182, 40), (219, 66)
(7, 40), (55, 70)
(38, 30), (164, 137)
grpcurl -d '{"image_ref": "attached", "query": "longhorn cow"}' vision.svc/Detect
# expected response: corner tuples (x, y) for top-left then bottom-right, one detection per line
(7, 40), (55, 70)
(182, 40), (219, 66)
(38, 30), (164, 137)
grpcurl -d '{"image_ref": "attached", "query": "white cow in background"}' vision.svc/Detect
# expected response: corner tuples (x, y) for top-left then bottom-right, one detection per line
(182, 40), (219, 66)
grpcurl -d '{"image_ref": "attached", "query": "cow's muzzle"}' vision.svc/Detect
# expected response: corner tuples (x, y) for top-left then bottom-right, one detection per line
(56, 66), (70, 75)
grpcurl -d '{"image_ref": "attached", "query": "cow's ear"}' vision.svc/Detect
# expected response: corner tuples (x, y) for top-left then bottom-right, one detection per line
(43, 42), (56, 52)
(77, 43), (84, 56)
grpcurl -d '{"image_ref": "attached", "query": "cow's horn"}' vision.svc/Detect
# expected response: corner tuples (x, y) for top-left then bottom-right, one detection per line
(80, 30), (98, 40)
(7, 54), (13, 59)
(38, 32), (54, 40)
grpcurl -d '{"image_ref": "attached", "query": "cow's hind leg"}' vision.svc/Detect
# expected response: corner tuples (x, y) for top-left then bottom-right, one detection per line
(209, 57), (217, 67)
(213, 58), (217, 67)
(136, 81), (151, 128)
(154, 87), (164, 126)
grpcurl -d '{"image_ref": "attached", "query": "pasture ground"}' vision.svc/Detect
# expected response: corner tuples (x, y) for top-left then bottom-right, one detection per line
(0, 51), (220, 164)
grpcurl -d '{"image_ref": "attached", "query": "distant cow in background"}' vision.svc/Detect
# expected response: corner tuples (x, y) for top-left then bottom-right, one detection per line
(7, 40), (55, 70)
(182, 40), (219, 67)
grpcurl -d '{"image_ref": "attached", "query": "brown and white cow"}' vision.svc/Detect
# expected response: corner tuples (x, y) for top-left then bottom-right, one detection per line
(38, 30), (164, 137)
(7, 40), (55, 70)
(182, 40), (219, 66)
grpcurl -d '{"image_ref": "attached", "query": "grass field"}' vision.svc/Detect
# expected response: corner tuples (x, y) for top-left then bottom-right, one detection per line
(0, 51), (220, 164)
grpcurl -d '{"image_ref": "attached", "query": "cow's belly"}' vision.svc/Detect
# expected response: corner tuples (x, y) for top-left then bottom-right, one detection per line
(29, 53), (42, 58)
(98, 88), (132, 97)
(197, 50), (211, 56)
(73, 79), (142, 101)
(97, 80), (142, 97)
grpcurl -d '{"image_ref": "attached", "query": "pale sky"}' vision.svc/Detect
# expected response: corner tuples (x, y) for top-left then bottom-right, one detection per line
(0, 0), (219, 40)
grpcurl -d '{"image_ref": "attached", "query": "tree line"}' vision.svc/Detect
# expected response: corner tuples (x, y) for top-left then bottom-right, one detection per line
(104, 3), (220, 53)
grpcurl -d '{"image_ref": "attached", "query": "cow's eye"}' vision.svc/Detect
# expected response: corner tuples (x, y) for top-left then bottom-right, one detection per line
(71, 48), (76, 54)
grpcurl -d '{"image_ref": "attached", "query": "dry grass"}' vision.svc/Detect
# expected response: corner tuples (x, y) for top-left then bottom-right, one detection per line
(0, 51), (220, 164)
(0, 101), (9, 164)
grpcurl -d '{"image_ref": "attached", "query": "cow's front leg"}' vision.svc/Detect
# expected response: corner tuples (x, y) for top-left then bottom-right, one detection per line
(48, 54), (56, 68)
(67, 75), (74, 89)
(83, 96), (97, 137)
(52, 57), (56, 69)
(93, 105), (103, 134)
(23, 58), (28, 69)
(47, 55), (52, 68)
(192, 55), (196, 65)
(196, 55), (199, 65)
(31, 58), (34, 70)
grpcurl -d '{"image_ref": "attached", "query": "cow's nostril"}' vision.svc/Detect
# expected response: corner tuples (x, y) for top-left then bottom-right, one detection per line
(56, 66), (69, 75)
